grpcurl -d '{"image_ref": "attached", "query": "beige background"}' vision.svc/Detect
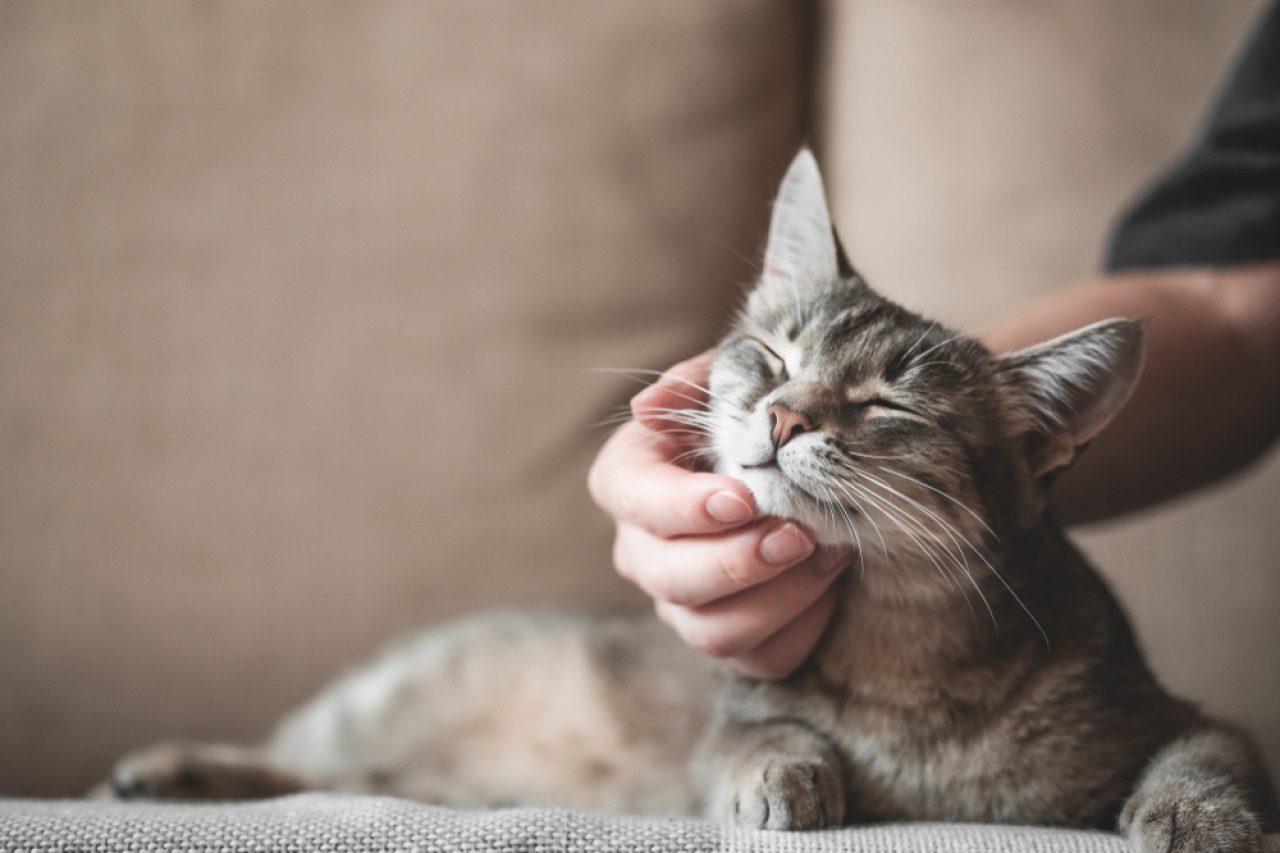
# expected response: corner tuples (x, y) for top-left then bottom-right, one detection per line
(2, 0), (1276, 797)
(0, 1), (806, 795)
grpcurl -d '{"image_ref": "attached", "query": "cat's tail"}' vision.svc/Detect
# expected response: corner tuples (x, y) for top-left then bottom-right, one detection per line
(1120, 723), (1277, 853)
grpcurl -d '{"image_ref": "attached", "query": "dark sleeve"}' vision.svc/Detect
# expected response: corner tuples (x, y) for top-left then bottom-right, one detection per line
(1106, 0), (1280, 271)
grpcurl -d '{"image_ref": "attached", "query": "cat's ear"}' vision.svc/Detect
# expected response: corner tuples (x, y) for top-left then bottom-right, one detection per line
(756, 150), (843, 299)
(999, 318), (1146, 480)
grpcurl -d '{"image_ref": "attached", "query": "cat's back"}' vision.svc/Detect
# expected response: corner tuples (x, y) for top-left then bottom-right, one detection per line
(267, 609), (715, 814)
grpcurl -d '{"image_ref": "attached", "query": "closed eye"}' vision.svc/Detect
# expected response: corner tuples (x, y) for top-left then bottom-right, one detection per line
(845, 398), (925, 419)
(746, 337), (789, 380)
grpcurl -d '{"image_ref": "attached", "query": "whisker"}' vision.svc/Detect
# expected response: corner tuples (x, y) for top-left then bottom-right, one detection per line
(829, 476), (965, 599)
(900, 321), (938, 361)
(704, 236), (762, 273)
(909, 330), (969, 364)
(669, 447), (718, 470)
(856, 468), (1046, 648)
(845, 450), (918, 461)
(845, 471), (985, 624)
(820, 483), (867, 579)
(874, 466), (999, 542)
(903, 360), (956, 374)
(589, 367), (734, 407)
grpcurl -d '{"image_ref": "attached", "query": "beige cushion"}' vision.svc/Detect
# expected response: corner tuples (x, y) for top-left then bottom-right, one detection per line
(0, 1), (807, 794)
(822, 0), (1279, 777)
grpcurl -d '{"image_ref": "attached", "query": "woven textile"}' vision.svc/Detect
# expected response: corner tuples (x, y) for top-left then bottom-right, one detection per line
(0, 793), (1138, 853)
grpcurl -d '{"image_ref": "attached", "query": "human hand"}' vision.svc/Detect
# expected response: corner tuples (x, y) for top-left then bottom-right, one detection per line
(588, 351), (853, 679)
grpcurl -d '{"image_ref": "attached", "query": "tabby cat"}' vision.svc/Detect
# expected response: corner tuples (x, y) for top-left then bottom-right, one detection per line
(107, 151), (1276, 852)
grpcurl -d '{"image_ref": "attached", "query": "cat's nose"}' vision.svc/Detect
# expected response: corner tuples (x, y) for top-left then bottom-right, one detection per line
(768, 403), (813, 448)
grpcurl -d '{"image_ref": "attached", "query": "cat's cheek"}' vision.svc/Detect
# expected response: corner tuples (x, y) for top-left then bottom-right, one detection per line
(729, 470), (851, 547)
(733, 470), (821, 533)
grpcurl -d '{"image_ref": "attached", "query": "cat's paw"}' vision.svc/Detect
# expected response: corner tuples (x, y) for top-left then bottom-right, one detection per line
(1122, 787), (1263, 853)
(107, 742), (215, 800)
(728, 757), (844, 831)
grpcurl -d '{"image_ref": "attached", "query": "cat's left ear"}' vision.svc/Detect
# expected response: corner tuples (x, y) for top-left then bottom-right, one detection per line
(755, 150), (845, 301)
(999, 318), (1146, 481)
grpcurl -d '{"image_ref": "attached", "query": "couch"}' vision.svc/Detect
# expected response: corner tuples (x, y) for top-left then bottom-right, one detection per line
(2, 1), (1276, 850)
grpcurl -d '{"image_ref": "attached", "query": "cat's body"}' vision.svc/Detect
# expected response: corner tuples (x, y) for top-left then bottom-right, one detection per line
(108, 152), (1276, 852)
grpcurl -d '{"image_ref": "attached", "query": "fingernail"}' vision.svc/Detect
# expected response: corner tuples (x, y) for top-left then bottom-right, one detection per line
(815, 546), (854, 575)
(760, 523), (814, 566)
(706, 491), (754, 525)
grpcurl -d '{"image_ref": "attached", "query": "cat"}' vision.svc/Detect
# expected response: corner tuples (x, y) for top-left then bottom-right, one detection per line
(105, 150), (1276, 852)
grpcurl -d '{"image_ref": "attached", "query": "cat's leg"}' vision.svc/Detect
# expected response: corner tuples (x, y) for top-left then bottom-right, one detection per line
(699, 718), (845, 831)
(1120, 725), (1277, 853)
(106, 741), (318, 801)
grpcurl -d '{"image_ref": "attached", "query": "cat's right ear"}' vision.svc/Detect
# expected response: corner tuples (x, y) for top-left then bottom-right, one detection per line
(750, 150), (846, 310)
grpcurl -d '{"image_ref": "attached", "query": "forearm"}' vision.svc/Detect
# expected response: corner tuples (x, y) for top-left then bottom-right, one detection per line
(983, 262), (1280, 525)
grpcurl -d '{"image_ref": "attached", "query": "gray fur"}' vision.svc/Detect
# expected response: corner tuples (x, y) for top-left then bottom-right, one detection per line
(105, 151), (1276, 851)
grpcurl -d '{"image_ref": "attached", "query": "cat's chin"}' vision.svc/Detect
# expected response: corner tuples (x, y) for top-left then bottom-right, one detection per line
(730, 465), (856, 547)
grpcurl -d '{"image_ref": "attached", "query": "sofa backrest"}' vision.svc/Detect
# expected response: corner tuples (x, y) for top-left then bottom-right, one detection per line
(0, 1), (807, 795)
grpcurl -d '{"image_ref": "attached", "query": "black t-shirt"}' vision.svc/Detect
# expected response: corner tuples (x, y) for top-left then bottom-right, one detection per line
(1106, 0), (1280, 271)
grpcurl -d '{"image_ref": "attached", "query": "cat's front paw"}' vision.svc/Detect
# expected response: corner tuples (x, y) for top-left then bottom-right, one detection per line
(1122, 787), (1263, 853)
(727, 757), (844, 831)
(107, 742), (211, 800)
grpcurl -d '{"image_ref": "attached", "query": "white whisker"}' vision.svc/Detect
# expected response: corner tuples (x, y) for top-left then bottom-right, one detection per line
(845, 471), (985, 623)
(829, 476), (965, 600)
(874, 466), (999, 542)
(901, 321), (938, 360)
(856, 468), (1047, 648)
(909, 330), (969, 364)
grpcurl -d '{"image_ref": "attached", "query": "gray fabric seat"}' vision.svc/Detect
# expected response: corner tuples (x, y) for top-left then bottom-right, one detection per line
(0, 794), (1138, 853)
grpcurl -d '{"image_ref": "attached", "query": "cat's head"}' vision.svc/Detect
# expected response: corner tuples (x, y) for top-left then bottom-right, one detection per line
(707, 150), (1144, 572)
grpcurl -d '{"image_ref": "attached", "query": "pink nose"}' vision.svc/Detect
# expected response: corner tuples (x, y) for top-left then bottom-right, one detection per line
(768, 403), (813, 448)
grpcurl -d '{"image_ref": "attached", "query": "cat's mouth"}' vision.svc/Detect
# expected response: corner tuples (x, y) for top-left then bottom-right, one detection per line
(740, 460), (849, 514)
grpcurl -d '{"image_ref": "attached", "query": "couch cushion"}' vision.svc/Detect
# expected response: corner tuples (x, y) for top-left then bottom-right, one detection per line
(0, 794), (1153, 853)
(0, 1), (806, 795)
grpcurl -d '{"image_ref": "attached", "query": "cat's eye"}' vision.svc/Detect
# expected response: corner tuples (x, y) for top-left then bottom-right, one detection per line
(845, 398), (924, 420)
(745, 337), (789, 380)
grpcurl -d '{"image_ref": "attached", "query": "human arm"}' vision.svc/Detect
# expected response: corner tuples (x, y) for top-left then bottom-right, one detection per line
(589, 262), (1280, 679)
(984, 261), (1280, 524)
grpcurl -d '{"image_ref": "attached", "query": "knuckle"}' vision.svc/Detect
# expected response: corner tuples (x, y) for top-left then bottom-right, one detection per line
(611, 536), (635, 583)
(661, 584), (697, 608)
(586, 457), (605, 504)
(615, 488), (639, 527)
(653, 600), (676, 627)
(732, 652), (792, 681)
(686, 623), (739, 659)
(711, 549), (758, 593)
(648, 567), (687, 606)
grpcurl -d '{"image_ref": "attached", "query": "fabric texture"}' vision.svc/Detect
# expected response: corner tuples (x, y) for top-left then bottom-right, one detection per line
(0, 1), (805, 796)
(1107, 0), (1280, 269)
(0, 794), (1142, 853)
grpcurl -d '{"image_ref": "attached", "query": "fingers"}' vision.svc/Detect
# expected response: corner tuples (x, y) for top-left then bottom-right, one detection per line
(726, 586), (843, 680)
(592, 348), (849, 680)
(654, 545), (851, 662)
(614, 520), (815, 608)
(629, 350), (716, 429)
(589, 419), (757, 539)
(588, 348), (745, 539)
